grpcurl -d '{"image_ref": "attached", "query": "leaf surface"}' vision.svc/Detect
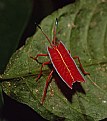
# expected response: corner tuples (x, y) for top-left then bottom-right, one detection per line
(1, 0), (107, 120)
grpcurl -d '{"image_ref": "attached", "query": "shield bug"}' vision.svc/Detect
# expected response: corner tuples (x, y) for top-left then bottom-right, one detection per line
(31, 19), (89, 104)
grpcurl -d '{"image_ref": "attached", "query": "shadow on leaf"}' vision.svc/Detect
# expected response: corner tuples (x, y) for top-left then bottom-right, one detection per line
(48, 64), (86, 103)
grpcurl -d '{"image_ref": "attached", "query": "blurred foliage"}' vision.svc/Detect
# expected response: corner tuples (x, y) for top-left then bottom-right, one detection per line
(0, 0), (33, 73)
(0, 0), (33, 119)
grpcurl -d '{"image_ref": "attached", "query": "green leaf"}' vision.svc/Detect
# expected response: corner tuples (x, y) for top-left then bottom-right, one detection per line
(1, 0), (107, 120)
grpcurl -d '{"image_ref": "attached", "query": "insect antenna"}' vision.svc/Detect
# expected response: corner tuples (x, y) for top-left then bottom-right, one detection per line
(52, 18), (58, 45)
(35, 23), (53, 47)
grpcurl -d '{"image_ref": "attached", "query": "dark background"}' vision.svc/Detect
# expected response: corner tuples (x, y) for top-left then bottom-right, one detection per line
(1, 0), (75, 121)
(18, 0), (75, 48)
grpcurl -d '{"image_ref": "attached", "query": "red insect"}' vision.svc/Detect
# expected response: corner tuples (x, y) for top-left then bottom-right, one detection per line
(31, 19), (89, 104)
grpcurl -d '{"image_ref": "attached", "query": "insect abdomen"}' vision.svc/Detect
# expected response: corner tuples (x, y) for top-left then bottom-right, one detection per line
(47, 41), (85, 89)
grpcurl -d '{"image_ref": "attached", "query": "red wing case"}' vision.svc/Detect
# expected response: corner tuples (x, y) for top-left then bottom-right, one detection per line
(47, 41), (85, 89)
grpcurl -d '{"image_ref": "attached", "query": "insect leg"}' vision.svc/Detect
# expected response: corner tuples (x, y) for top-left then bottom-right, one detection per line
(73, 56), (90, 75)
(41, 69), (54, 104)
(30, 54), (48, 63)
(73, 57), (102, 90)
(36, 61), (51, 81)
